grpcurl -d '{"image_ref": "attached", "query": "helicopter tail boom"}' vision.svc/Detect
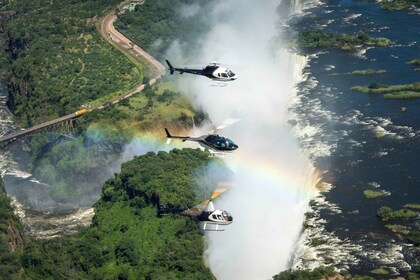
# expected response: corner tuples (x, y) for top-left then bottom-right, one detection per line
(165, 60), (175, 75)
(164, 128), (190, 144)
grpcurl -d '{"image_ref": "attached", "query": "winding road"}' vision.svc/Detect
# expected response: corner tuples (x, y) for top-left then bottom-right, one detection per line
(0, 1), (166, 146)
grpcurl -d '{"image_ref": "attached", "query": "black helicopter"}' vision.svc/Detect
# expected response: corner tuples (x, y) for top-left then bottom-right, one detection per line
(158, 184), (233, 231)
(165, 60), (238, 82)
(164, 119), (240, 155)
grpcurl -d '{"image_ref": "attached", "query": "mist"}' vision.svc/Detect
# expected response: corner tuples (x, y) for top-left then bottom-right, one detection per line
(169, 0), (318, 278)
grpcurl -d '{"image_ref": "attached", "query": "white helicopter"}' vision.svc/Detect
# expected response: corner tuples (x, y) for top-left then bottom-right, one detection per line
(165, 119), (240, 156)
(165, 60), (238, 83)
(159, 183), (233, 231)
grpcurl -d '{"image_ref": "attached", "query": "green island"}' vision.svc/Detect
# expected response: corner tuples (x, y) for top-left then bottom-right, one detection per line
(363, 189), (388, 199)
(351, 69), (386, 75)
(384, 224), (410, 234)
(271, 265), (409, 280)
(377, 204), (419, 248)
(297, 30), (390, 50)
(370, 267), (389, 275)
(407, 59), (420, 66)
(380, 0), (420, 11)
(0, 149), (222, 279)
(377, 206), (417, 221)
(404, 203), (420, 210)
(352, 82), (420, 99)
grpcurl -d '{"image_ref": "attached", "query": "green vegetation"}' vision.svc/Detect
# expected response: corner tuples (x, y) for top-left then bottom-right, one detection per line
(363, 189), (388, 199)
(405, 204), (420, 210)
(381, 0), (420, 11)
(297, 30), (390, 50)
(384, 224), (410, 234)
(370, 267), (389, 275)
(377, 206), (418, 221)
(407, 59), (420, 66)
(352, 82), (420, 99)
(31, 83), (201, 202)
(408, 230), (420, 246)
(115, 0), (210, 59)
(0, 0), (144, 126)
(351, 69), (386, 75)
(0, 177), (25, 278)
(272, 266), (338, 280)
(384, 92), (420, 99)
(1, 0), (208, 203)
(1, 149), (222, 279)
(272, 267), (381, 280)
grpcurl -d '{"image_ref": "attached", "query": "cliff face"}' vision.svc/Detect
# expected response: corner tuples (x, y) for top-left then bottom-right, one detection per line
(0, 10), (29, 119)
(0, 177), (25, 253)
(0, 11), (15, 79)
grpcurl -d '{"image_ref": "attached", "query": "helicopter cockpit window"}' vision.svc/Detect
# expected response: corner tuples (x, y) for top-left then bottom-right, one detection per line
(212, 214), (217, 219)
(227, 139), (235, 147)
(228, 70), (235, 77)
(223, 211), (233, 221)
(221, 73), (228, 78)
(217, 215), (223, 220)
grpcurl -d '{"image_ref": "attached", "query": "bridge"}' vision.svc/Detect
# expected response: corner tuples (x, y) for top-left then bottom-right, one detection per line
(0, 109), (87, 148)
(0, 1), (166, 148)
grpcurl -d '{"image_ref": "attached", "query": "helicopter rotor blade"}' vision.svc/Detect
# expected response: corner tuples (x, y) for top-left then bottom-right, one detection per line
(209, 118), (241, 134)
(210, 183), (231, 200)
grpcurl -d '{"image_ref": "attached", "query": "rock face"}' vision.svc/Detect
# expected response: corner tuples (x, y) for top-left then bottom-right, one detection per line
(0, 177), (25, 253)
(7, 219), (24, 252)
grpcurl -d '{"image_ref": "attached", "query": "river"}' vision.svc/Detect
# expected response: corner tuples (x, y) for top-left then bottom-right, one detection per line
(0, 80), (95, 239)
(290, 0), (420, 276)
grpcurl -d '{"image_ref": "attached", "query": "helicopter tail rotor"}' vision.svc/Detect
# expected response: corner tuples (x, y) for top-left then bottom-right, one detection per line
(164, 128), (172, 144)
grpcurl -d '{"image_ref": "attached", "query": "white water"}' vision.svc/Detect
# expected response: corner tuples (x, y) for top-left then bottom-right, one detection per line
(168, 0), (319, 278)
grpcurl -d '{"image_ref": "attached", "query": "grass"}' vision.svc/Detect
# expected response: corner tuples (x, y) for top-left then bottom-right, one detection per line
(114, 82), (195, 129)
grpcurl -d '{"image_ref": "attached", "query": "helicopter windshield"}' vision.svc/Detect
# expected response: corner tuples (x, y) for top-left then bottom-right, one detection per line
(222, 211), (233, 221)
(227, 139), (235, 146)
(227, 70), (235, 77)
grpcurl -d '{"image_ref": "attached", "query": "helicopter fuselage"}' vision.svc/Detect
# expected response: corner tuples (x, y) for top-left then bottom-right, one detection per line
(166, 60), (237, 81)
(198, 209), (233, 225)
(188, 134), (239, 152)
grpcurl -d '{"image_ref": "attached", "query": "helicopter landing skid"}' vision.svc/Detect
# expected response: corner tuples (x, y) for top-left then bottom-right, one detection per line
(203, 223), (225, 232)
(209, 81), (227, 87)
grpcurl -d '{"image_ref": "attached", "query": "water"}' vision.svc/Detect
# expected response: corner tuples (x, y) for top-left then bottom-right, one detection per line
(169, 0), (321, 278)
(290, 0), (420, 276)
(0, 80), (96, 239)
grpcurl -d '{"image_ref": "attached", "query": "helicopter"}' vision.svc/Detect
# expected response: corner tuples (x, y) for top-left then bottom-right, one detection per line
(165, 60), (238, 82)
(164, 119), (240, 155)
(158, 183), (233, 231)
